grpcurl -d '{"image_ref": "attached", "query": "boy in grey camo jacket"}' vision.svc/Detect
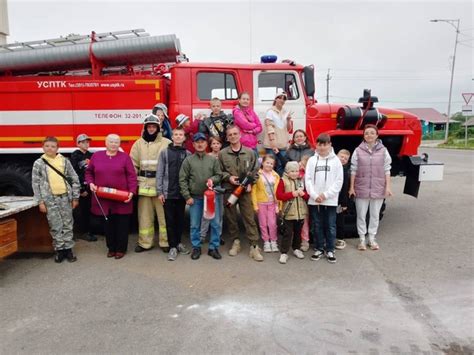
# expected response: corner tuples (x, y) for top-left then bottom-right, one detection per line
(32, 137), (81, 263)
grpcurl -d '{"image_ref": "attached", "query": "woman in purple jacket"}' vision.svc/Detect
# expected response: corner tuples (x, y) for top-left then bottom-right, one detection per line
(232, 92), (262, 152)
(86, 134), (138, 259)
(349, 125), (392, 251)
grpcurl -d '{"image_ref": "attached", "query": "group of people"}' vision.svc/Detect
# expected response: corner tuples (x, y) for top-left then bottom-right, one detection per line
(31, 92), (392, 264)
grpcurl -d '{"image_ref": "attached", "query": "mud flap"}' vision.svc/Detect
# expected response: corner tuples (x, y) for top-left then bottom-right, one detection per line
(403, 155), (444, 198)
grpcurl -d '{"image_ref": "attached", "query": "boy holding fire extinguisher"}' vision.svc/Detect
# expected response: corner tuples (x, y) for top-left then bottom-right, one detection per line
(179, 133), (223, 260)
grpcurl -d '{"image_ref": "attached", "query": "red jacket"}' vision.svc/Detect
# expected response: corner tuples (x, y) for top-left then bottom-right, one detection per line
(276, 178), (309, 201)
(276, 176), (309, 220)
(184, 120), (200, 153)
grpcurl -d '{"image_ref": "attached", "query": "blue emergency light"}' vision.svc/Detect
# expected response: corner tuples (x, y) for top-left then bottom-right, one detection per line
(260, 55), (277, 63)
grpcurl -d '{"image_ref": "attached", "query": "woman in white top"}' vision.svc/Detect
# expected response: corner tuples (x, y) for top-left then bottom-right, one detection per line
(263, 92), (293, 175)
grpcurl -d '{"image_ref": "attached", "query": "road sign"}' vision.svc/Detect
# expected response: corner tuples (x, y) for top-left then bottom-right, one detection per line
(462, 105), (472, 117)
(462, 93), (473, 105)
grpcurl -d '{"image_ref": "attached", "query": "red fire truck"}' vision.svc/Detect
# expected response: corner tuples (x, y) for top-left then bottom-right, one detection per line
(0, 29), (441, 200)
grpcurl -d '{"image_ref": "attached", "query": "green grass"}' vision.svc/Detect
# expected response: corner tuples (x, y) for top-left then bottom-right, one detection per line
(422, 131), (446, 140)
(439, 138), (474, 150)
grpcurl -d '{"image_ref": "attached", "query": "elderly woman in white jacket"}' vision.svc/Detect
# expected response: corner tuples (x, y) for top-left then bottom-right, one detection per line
(305, 133), (343, 263)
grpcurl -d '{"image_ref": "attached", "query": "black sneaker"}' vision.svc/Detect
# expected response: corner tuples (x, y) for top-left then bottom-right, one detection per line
(65, 249), (77, 263)
(191, 248), (201, 260)
(87, 233), (98, 242)
(54, 250), (65, 263)
(326, 251), (337, 263)
(311, 250), (324, 261)
(135, 245), (152, 253)
(208, 249), (222, 260)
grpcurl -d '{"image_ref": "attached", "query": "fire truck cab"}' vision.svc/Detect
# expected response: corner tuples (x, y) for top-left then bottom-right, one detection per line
(169, 62), (312, 135)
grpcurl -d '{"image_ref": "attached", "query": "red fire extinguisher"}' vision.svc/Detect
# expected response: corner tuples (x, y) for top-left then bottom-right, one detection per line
(226, 174), (253, 207)
(96, 186), (130, 202)
(203, 186), (215, 220)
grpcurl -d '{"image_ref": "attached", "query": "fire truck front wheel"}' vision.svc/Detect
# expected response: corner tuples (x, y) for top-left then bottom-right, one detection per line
(0, 164), (33, 196)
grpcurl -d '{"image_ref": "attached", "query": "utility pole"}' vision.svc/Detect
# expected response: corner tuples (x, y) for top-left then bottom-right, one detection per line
(326, 69), (331, 103)
(248, 0), (252, 63)
(430, 19), (460, 143)
(0, 0), (10, 45)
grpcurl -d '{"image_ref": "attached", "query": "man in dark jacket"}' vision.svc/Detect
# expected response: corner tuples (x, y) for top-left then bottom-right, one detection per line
(199, 98), (233, 147)
(70, 134), (96, 241)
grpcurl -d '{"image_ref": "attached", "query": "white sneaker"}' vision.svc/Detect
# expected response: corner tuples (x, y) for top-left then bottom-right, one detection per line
(293, 249), (305, 259)
(368, 240), (380, 250)
(326, 251), (337, 263)
(311, 250), (324, 261)
(263, 241), (272, 253)
(279, 253), (288, 264)
(300, 240), (310, 252)
(368, 235), (378, 250)
(270, 241), (279, 252)
(167, 248), (178, 261)
(335, 239), (346, 250)
(358, 242), (367, 251)
(177, 243), (190, 255)
(358, 236), (367, 251)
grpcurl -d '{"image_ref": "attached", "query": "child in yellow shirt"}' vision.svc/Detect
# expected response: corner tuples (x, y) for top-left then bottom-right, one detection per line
(32, 137), (80, 263)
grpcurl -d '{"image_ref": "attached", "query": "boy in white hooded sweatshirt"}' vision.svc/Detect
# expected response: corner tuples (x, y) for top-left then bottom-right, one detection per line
(305, 133), (343, 263)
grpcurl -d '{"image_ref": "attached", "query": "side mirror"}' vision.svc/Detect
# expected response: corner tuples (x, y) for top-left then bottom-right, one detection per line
(303, 66), (315, 97)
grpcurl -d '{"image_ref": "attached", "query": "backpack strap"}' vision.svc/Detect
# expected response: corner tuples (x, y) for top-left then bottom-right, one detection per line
(42, 158), (72, 187)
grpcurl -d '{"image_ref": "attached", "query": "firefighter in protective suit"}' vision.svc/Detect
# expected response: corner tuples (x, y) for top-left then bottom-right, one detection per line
(130, 114), (172, 252)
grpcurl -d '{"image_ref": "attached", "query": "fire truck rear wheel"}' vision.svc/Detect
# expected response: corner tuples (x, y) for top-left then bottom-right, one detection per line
(0, 164), (33, 196)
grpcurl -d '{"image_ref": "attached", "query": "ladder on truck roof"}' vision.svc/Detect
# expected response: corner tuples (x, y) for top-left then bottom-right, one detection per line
(0, 29), (149, 53)
(0, 30), (183, 76)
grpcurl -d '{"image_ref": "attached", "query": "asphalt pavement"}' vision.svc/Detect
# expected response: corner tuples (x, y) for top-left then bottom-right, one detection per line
(0, 148), (473, 354)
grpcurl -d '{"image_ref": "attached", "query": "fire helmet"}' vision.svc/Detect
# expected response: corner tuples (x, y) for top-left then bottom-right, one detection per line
(152, 103), (169, 119)
(143, 114), (160, 126)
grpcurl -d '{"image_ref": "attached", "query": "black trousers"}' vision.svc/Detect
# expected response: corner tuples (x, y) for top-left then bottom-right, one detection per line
(73, 194), (92, 233)
(164, 199), (186, 248)
(336, 212), (345, 240)
(281, 219), (304, 254)
(105, 214), (130, 253)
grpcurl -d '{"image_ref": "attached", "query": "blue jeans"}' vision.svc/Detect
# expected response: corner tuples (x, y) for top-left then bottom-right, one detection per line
(309, 205), (337, 252)
(189, 196), (222, 250)
(200, 193), (224, 237)
(265, 148), (287, 176)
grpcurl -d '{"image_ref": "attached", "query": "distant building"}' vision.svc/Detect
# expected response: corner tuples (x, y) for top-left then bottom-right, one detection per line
(398, 108), (447, 136)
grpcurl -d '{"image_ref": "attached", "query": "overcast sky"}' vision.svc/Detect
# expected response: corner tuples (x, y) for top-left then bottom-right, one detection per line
(4, 0), (473, 115)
